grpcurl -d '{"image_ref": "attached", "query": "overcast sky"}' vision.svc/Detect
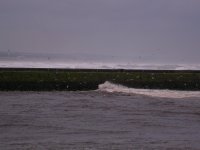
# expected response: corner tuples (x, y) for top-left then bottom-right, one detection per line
(0, 0), (200, 63)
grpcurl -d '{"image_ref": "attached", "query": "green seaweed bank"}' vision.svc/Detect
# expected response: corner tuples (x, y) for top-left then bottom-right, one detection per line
(0, 68), (200, 91)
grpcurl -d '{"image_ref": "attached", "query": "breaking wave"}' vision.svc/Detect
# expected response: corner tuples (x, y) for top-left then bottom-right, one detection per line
(98, 81), (200, 98)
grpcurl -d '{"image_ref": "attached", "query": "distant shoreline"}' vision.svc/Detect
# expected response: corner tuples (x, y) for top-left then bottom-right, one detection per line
(0, 68), (200, 91)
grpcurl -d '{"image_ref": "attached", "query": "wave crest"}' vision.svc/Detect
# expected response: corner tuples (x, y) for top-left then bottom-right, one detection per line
(98, 81), (200, 98)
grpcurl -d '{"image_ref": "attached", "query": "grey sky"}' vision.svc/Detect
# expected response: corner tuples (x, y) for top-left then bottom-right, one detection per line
(0, 0), (200, 63)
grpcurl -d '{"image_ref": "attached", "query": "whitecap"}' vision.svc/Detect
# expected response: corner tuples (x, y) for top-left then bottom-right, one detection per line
(98, 81), (200, 98)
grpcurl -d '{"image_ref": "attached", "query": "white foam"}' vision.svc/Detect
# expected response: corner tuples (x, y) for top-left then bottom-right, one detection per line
(1, 60), (200, 70)
(98, 81), (200, 98)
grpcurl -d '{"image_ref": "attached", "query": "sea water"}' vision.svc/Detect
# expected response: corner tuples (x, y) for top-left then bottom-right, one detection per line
(1, 51), (200, 70)
(1, 54), (200, 149)
(0, 82), (200, 149)
(1, 60), (200, 70)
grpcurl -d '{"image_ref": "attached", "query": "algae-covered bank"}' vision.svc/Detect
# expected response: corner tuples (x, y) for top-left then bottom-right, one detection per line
(0, 68), (200, 91)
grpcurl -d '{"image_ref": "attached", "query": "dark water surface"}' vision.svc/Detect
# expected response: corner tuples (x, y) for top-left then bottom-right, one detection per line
(0, 91), (200, 150)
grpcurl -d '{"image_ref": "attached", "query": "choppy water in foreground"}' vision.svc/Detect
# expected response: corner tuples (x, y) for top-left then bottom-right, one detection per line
(0, 90), (200, 150)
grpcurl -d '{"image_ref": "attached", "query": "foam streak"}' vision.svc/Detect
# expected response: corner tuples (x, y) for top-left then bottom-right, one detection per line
(98, 81), (200, 98)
